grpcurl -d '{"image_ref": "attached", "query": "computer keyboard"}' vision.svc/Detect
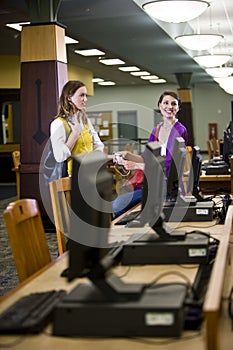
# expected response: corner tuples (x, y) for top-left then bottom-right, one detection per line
(0, 289), (66, 334)
(114, 210), (141, 225)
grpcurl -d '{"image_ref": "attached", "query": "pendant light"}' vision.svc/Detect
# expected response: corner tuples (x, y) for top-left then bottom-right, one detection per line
(194, 54), (231, 67)
(175, 33), (223, 51)
(142, 0), (209, 23)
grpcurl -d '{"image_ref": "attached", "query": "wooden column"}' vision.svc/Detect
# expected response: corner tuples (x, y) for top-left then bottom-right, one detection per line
(176, 73), (195, 147)
(177, 88), (195, 147)
(20, 23), (68, 226)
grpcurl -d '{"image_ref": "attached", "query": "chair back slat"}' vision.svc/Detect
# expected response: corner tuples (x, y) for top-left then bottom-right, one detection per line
(49, 177), (71, 255)
(4, 198), (51, 283)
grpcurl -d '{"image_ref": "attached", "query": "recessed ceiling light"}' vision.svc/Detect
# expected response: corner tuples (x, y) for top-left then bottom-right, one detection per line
(99, 58), (125, 65)
(98, 81), (116, 86)
(65, 36), (79, 44)
(92, 78), (104, 83)
(141, 75), (159, 80)
(6, 22), (29, 31)
(75, 49), (105, 56)
(130, 71), (150, 76)
(150, 79), (166, 83)
(118, 66), (140, 72)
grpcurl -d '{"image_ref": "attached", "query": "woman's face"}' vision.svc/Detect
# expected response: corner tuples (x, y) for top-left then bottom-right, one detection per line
(70, 86), (88, 110)
(159, 95), (179, 120)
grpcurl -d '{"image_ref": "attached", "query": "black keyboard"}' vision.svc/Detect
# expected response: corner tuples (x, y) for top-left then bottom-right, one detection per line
(114, 210), (141, 225)
(0, 290), (66, 334)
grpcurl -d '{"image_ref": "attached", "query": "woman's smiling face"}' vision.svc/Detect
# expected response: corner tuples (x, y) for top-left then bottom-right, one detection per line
(159, 94), (180, 120)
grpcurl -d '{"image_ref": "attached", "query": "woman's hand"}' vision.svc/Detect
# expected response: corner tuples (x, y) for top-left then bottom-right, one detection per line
(66, 116), (82, 151)
(68, 116), (82, 137)
(123, 160), (144, 171)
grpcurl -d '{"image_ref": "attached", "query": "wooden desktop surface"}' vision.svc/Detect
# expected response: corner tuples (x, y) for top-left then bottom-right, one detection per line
(199, 173), (232, 195)
(199, 156), (233, 194)
(0, 207), (233, 350)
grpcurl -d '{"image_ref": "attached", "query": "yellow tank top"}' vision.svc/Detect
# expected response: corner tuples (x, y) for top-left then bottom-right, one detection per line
(67, 123), (93, 175)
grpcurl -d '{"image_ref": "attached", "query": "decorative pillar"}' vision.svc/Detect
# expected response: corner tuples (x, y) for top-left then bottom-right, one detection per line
(176, 73), (195, 147)
(20, 22), (68, 226)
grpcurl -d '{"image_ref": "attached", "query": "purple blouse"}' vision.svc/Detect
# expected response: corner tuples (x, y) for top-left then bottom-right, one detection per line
(145, 121), (188, 177)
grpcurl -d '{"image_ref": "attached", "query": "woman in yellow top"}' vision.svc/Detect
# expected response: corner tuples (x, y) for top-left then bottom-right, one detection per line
(50, 80), (104, 175)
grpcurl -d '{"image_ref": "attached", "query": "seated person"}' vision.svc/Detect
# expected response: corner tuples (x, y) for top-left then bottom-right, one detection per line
(112, 90), (188, 218)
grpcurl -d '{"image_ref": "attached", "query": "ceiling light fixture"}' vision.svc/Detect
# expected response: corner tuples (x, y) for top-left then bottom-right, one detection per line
(98, 81), (116, 86)
(175, 33), (223, 51)
(130, 71), (150, 76)
(142, 0), (209, 23)
(92, 78), (104, 83)
(118, 66), (140, 72)
(99, 58), (125, 65)
(219, 77), (233, 95)
(206, 67), (233, 78)
(194, 54), (231, 67)
(65, 37), (79, 44)
(150, 79), (166, 83)
(141, 75), (159, 80)
(6, 22), (30, 30)
(75, 49), (105, 56)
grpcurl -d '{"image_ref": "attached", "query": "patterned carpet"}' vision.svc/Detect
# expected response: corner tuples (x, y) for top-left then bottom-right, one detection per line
(0, 197), (59, 296)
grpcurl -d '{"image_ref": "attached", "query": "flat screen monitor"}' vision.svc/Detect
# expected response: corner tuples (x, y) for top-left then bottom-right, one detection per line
(127, 141), (186, 241)
(223, 129), (233, 164)
(67, 151), (145, 301)
(165, 137), (187, 203)
(67, 151), (113, 282)
(139, 141), (166, 227)
(186, 146), (203, 201)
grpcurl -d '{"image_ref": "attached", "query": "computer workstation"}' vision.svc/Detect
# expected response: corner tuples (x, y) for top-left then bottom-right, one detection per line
(50, 146), (220, 338)
(0, 148), (232, 349)
(204, 123), (233, 176)
(162, 138), (214, 222)
(119, 141), (217, 265)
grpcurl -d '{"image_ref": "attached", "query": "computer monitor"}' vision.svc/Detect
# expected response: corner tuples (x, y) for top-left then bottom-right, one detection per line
(127, 141), (186, 241)
(227, 121), (233, 135)
(186, 146), (204, 201)
(165, 137), (187, 204)
(67, 151), (144, 301)
(67, 151), (112, 280)
(223, 129), (233, 164)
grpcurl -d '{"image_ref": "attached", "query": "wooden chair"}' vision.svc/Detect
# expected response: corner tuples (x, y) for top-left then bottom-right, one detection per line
(207, 139), (214, 159)
(12, 150), (20, 199)
(182, 146), (192, 194)
(4, 198), (51, 283)
(49, 177), (71, 255)
(211, 137), (220, 157)
(207, 138), (220, 159)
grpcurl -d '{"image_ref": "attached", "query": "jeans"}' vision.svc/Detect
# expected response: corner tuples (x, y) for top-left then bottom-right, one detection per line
(112, 189), (143, 218)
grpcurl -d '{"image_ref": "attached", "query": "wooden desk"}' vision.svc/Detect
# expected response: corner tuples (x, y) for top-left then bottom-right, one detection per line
(0, 208), (233, 350)
(199, 156), (233, 195)
(199, 173), (232, 194)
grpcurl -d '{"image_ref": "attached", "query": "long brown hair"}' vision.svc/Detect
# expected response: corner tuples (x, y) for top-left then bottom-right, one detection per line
(56, 80), (88, 124)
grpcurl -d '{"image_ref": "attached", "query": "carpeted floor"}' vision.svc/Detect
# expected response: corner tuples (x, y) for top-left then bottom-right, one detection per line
(0, 196), (59, 296)
(0, 184), (17, 200)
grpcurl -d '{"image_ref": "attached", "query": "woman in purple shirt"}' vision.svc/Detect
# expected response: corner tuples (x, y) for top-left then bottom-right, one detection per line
(112, 91), (188, 217)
